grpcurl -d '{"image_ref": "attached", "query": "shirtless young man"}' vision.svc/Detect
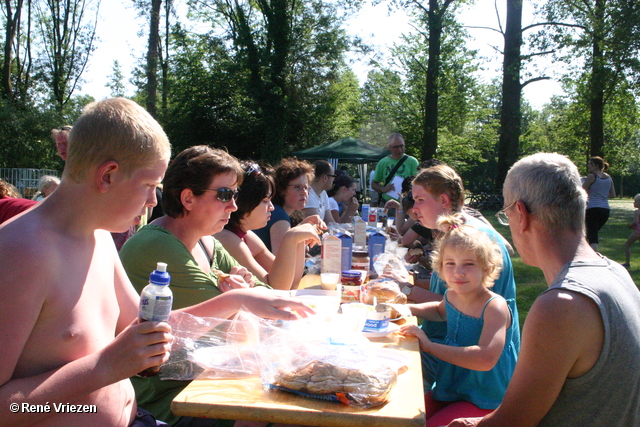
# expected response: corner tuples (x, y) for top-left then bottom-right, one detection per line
(0, 98), (313, 426)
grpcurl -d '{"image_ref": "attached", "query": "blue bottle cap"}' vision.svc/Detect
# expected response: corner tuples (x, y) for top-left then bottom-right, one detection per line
(149, 262), (171, 285)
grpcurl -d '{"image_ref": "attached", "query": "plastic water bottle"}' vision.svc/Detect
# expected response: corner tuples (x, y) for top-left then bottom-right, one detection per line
(137, 262), (172, 377)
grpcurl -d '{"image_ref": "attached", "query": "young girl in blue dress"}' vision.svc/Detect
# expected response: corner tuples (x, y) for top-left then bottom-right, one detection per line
(399, 213), (517, 427)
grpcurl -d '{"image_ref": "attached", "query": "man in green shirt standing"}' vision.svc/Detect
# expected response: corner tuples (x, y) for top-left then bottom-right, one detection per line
(371, 133), (419, 204)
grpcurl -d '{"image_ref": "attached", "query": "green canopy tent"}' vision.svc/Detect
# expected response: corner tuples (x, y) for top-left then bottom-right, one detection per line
(292, 137), (390, 201)
(292, 137), (389, 164)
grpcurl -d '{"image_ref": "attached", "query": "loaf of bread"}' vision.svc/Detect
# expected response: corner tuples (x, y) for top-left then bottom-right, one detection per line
(273, 360), (397, 407)
(361, 278), (407, 305)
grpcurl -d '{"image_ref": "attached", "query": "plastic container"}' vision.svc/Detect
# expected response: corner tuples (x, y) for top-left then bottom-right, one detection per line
(290, 289), (341, 320)
(351, 250), (370, 271)
(340, 303), (369, 332)
(138, 262), (173, 377)
(340, 270), (365, 303)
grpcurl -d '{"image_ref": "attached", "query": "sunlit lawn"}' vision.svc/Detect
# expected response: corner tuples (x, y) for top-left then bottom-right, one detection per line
(483, 198), (640, 330)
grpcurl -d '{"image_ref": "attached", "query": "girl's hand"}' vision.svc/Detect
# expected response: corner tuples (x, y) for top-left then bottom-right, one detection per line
(398, 324), (423, 338)
(398, 324), (431, 352)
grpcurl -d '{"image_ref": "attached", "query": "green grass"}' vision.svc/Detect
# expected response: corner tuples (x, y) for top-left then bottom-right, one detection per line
(483, 198), (640, 330)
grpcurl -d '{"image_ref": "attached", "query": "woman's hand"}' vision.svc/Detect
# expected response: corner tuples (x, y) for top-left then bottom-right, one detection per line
(229, 266), (255, 287)
(300, 214), (327, 233)
(379, 268), (411, 286)
(383, 199), (401, 212)
(343, 197), (360, 215)
(288, 223), (322, 247)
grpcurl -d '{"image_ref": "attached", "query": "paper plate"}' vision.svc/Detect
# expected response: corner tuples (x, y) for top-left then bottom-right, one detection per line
(375, 348), (410, 374)
(362, 322), (400, 338)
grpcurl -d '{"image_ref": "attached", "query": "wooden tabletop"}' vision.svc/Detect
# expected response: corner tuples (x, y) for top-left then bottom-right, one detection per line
(171, 274), (425, 427)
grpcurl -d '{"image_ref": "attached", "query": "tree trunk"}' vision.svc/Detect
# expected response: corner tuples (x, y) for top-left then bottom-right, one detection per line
(495, 0), (523, 190)
(2, 0), (24, 100)
(258, 0), (290, 162)
(421, 0), (443, 161)
(589, 0), (605, 158)
(146, 0), (161, 118)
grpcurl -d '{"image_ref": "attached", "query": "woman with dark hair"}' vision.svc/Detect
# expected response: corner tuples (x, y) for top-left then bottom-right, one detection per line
(583, 156), (616, 251)
(254, 157), (325, 254)
(120, 145), (264, 306)
(120, 146), (312, 426)
(327, 173), (359, 223)
(216, 161), (320, 290)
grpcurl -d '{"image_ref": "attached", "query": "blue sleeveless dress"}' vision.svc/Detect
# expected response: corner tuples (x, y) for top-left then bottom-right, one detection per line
(432, 290), (518, 409)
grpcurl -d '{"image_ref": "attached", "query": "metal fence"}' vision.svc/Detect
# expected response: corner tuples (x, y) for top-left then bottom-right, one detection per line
(0, 168), (60, 198)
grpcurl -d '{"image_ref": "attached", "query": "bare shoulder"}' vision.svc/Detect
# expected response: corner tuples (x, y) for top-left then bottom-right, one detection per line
(525, 288), (603, 377)
(0, 211), (55, 288)
(530, 288), (599, 320)
(214, 228), (241, 247)
(244, 230), (267, 251)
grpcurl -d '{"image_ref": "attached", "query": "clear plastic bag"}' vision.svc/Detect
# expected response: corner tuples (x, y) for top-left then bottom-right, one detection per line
(160, 310), (405, 408)
(159, 309), (274, 380)
(373, 252), (410, 278)
(258, 318), (400, 408)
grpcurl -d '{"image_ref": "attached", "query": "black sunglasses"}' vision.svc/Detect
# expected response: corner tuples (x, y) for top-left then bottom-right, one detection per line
(202, 187), (239, 202)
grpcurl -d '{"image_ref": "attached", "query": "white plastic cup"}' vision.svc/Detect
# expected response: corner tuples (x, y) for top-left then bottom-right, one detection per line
(320, 272), (340, 290)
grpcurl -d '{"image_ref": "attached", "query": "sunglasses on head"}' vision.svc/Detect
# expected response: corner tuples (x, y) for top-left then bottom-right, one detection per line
(245, 163), (261, 176)
(203, 187), (239, 202)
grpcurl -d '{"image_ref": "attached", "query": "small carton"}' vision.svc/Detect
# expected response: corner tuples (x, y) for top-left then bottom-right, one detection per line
(353, 217), (367, 247)
(321, 234), (342, 274)
(368, 206), (378, 227)
(368, 231), (386, 270)
(337, 232), (353, 273)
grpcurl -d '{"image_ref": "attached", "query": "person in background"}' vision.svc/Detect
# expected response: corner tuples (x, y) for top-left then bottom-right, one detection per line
(254, 158), (324, 254)
(621, 193), (640, 268)
(32, 175), (60, 201)
(582, 156), (615, 252)
(327, 173), (359, 223)
(51, 125), (72, 160)
(400, 213), (517, 427)
(450, 152), (640, 427)
(371, 133), (419, 205)
(0, 178), (37, 225)
(303, 159), (336, 224)
(216, 161), (320, 290)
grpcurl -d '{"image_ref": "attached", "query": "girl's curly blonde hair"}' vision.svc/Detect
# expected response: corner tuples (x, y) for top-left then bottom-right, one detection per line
(430, 213), (503, 289)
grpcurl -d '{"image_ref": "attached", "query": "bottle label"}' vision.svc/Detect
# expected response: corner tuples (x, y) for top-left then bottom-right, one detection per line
(139, 295), (173, 321)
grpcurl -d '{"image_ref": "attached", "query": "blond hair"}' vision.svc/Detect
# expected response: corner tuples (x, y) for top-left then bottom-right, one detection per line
(430, 213), (503, 289)
(412, 164), (466, 212)
(64, 98), (171, 182)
